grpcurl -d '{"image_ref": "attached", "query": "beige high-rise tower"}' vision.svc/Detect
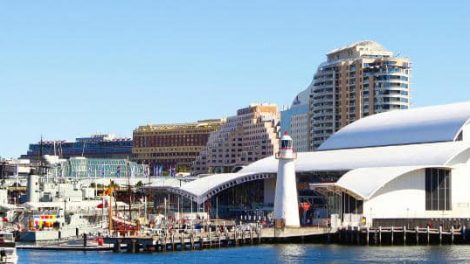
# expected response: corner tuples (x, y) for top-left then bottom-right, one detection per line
(309, 41), (411, 149)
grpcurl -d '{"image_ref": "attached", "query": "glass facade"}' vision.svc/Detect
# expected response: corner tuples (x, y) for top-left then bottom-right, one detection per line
(50, 158), (147, 178)
(425, 168), (451, 211)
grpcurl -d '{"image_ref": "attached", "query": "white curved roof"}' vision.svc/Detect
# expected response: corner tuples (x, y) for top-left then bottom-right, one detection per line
(181, 172), (252, 198)
(318, 102), (470, 151)
(150, 172), (275, 204)
(335, 166), (429, 199)
(241, 141), (470, 174)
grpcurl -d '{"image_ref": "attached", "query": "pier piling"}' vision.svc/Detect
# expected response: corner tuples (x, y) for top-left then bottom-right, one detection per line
(403, 226), (407, 245)
(451, 226), (455, 244)
(439, 226), (443, 245)
(415, 227), (419, 245)
(378, 226), (382, 245)
(366, 227), (369, 245)
(427, 226), (430, 245)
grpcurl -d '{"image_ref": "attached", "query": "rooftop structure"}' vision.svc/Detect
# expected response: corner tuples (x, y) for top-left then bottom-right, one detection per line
(326, 40), (393, 61)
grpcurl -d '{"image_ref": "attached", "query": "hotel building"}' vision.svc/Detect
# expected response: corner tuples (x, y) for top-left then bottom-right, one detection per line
(132, 119), (225, 174)
(192, 104), (280, 175)
(309, 41), (411, 149)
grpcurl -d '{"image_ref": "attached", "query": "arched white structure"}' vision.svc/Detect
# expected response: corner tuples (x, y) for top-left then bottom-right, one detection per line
(311, 166), (452, 200)
(318, 101), (470, 150)
(147, 172), (275, 204)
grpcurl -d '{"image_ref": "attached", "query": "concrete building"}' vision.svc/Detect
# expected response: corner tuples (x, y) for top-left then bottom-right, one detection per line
(22, 134), (133, 160)
(133, 119), (225, 175)
(280, 88), (310, 152)
(309, 40), (411, 149)
(192, 104), (280, 175)
(148, 101), (470, 229)
(0, 159), (33, 179)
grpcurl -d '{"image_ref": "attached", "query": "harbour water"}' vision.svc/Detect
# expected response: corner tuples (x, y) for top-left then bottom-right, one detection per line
(18, 244), (470, 263)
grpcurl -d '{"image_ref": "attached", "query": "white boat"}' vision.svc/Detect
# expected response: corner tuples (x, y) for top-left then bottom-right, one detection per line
(0, 232), (17, 264)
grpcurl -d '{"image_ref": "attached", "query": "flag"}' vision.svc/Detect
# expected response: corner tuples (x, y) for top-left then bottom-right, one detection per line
(158, 165), (163, 176)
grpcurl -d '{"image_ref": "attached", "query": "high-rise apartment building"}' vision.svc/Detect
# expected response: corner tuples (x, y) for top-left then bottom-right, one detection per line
(280, 88), (310, 152)
(192, 104), (280, 175)
(132, 119), (224, 174)
(309, 41), (411, 149)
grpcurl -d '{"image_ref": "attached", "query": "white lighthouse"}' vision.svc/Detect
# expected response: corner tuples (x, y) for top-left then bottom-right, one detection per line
(273, 132), (300, 228)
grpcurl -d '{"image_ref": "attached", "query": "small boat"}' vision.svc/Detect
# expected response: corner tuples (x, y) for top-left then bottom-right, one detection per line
(0, 232), (17, 264)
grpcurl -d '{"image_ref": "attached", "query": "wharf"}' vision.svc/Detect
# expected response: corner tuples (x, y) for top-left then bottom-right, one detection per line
(262, 226), (332, 239)
(335, 226), (465, 245)
(17, 244), (114, 251)
(104, 226), (332, 253)
(17, 239), (115, 251)
(18, 225), (466, 252)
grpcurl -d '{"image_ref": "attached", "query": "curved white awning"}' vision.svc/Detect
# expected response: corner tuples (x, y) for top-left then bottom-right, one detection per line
(145, 172), (275, 204)
(313, 166), (450, 200)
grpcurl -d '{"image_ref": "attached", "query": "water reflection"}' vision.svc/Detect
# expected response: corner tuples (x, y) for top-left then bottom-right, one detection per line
(275, 244), (309, 263)
(18, 244), (470, 264)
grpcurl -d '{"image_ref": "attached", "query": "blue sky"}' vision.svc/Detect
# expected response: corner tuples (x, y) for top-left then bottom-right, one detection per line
(1, 0), (469, 158)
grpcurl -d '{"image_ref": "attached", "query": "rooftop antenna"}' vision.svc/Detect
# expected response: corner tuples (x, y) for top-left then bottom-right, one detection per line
(39, 135), (43, 161)
(59, 141), (63, 158)
(38, 135), (44, 176)
(53, 140), (57, 156)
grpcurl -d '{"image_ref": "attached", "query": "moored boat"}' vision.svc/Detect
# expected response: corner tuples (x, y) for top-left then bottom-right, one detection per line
(0, 232), (18, 264)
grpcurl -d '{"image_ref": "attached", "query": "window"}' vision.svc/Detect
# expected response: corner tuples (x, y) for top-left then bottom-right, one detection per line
(281, 140), (292, 149)
(425, 168), (451, 211)
(342, 193), (363, 214)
